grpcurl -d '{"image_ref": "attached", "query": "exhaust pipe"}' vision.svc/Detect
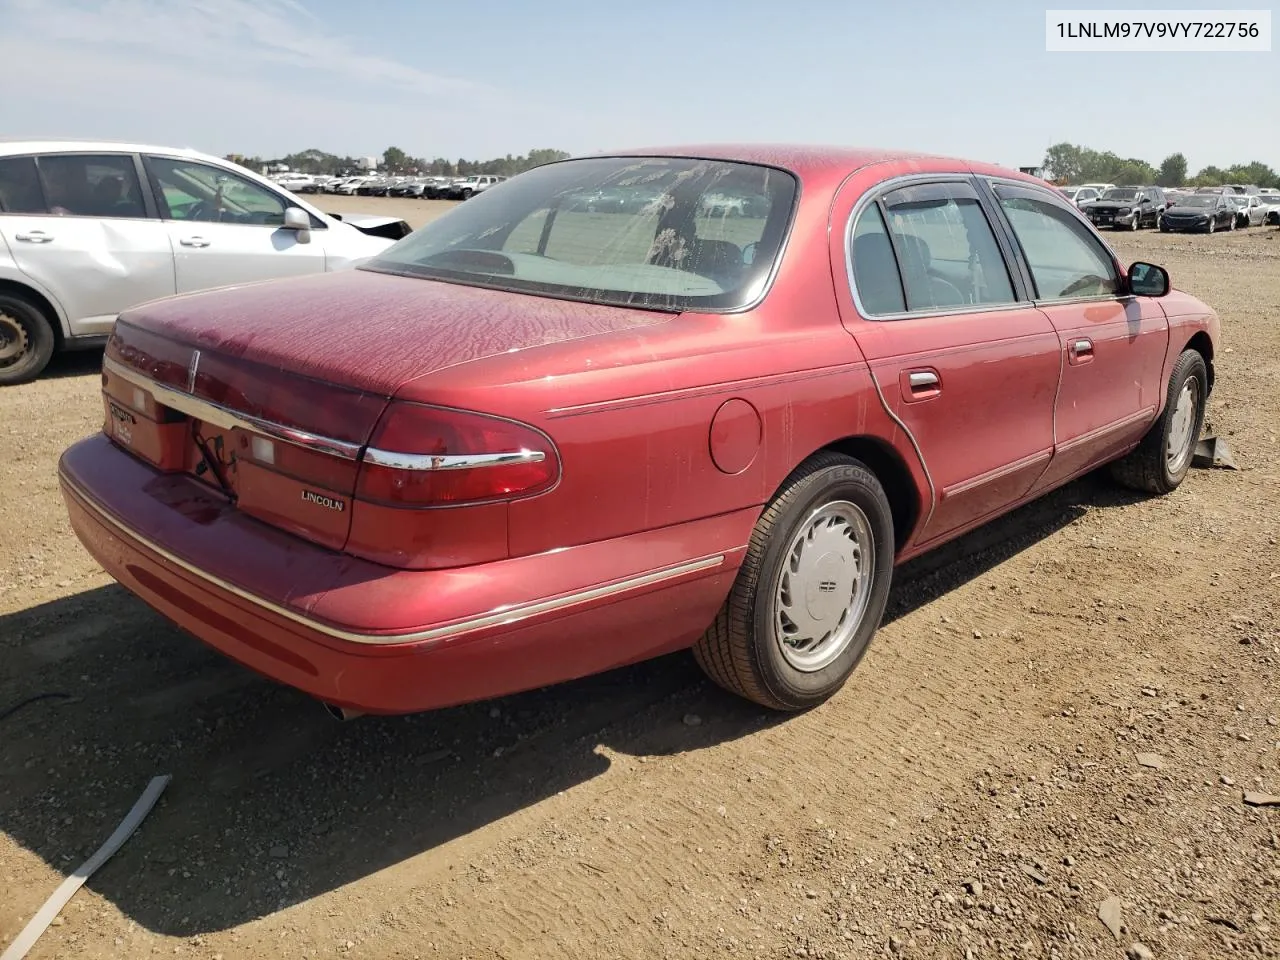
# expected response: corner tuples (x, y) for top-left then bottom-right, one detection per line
(322, 702), (365, 722)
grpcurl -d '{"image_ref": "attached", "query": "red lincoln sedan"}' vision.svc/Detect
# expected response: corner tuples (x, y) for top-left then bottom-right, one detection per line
(59, 146), (1220, 717)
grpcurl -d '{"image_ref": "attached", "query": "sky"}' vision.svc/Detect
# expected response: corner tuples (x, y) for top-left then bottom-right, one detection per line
(0, 0), (1276, 172)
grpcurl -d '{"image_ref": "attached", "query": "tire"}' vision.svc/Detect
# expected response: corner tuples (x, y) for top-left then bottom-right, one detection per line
(461, 189), (473, 200)
(0, 291), (57, 386)
(1207, 217), (1215, 234)
(1109, 349), (1208, 495)
(1229, 215), (1237, 231)
(1159, 223), (1169, 232)
(1131, 212), (1141, 231)
(692, 453), (895, 711)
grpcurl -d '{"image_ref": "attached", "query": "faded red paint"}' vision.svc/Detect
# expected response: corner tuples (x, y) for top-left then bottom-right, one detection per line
(60, 146), (1221, 714)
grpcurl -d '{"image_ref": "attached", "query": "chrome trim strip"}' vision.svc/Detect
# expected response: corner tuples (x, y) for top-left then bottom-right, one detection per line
(103, 356), (363, 461)
(61, 470), (725, 647)
(942, 448), (1053, 499)
(363, 447), (546, 472)
(1054, 406), (1155, 456)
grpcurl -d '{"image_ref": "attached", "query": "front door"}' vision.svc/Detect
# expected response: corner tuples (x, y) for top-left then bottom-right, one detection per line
(143, 155), (328, 295)
(843, 178), (1062, 547)
(0, 153), (175, 336)
(987, 182), (1170, 493)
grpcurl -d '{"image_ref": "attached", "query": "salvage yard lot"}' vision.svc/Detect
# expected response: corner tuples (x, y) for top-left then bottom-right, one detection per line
(1, 202), (1278, 960)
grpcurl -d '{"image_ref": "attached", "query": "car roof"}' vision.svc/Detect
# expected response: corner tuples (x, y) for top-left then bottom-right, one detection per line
(579, 143), (1049, 187)
(0, 139), (225, 162)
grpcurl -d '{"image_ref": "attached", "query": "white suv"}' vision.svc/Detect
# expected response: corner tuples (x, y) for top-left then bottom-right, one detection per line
(0, 141), (409, 385)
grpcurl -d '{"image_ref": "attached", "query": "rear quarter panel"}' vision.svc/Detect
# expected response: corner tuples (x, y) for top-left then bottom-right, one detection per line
(391, 168), (923, 559)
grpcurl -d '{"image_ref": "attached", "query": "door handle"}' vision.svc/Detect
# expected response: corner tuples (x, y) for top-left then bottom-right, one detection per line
(14, 231), (53, 243)
(1068, 338), (1094, 365)
(901, 367), (942, 402)
(179, 236), (211, 248)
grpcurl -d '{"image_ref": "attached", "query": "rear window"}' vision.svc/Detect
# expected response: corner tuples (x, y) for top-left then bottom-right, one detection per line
(0, 157), (46, 214)
(364, 156), (799, 312)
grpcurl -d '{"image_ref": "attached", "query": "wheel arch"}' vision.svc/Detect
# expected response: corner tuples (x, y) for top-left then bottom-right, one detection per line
(1184, 330), (1214, 393)
(821, 434), (922, 553)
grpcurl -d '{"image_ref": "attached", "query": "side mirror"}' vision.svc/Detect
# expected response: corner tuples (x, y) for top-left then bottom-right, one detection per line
(1128, 261), (1170, 297)
(282, 206), (312, 244)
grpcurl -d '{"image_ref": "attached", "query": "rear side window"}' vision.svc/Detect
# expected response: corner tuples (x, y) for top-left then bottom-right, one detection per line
(38, 154), (148, 219)
(850, 204), (905, 314)
(850, 180), (1016, 316)
(0, 157), (47, 214)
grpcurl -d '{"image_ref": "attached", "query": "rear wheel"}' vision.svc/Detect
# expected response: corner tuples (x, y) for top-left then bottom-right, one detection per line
(1109, 349), (1208, 495)
(0, 292), (56, 387)
(693, 453), (895, 711)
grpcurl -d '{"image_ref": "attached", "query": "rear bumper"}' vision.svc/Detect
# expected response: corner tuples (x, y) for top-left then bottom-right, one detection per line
(59, 435), (748, 714)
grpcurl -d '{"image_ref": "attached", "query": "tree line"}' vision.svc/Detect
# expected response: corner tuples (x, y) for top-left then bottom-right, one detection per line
(228, 147), (572, 178)
(1043, 143), (1278, 189)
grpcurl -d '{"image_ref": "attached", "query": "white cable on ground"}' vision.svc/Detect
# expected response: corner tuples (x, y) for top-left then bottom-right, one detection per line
(0, 775), (172, 960)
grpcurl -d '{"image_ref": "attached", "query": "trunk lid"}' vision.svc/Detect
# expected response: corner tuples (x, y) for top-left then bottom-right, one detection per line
(114, 268), (670, 394)
(102, 269), (670, 556)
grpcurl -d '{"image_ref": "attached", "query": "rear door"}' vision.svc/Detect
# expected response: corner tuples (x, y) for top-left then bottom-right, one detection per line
(142, 155), (328, 294)
(0, 152), (175, 336)
(843, 177), (1061, 547)
(984, 180), (1169, 493)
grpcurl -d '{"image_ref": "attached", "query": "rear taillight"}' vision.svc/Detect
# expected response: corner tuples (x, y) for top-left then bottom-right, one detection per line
(356, 402), (559, 507)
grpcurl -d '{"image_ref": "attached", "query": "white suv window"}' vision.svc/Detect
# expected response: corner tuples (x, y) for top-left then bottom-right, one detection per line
(147, 157), (288, 226)
(0, 156), (45, 213)
(38, 154), (148, 219)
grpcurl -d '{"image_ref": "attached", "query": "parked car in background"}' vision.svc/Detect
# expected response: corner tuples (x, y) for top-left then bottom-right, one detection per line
(58, 145), (1219, 719)
(1061, 185), (1101, 208)
(332, 177), (373, 195)
(296, 176), (336, 194)
(1080, 182), (1115, 194)
(0, 141), (409, 384)
(1232, 195), (1268, 228)
(1259, 194), (1280, 226)
(1159, 193), (1238, 232)
(1082, 186), (1166, 230)
(422, 177), (456, 199)
(442, 174), (506, 200)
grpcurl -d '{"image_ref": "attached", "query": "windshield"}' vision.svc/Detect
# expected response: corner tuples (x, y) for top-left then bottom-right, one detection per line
(1178, 196), (1216, 208)
(365, 156), (799, 312)
(1101, 188), (1138, 201)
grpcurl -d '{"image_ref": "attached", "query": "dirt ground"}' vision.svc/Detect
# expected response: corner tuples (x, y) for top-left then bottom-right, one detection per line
(1, 200), (1278, 960)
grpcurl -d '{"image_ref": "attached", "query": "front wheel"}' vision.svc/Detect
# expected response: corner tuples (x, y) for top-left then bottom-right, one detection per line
(693, 453), (895, 711)
(460, 189), (473, 200)
(1109, 349), (1208, 495)
(1131, 213), (1142, 231)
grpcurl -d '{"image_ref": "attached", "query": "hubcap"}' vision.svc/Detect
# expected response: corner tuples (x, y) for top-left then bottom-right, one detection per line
(773, 501), (875, 673)
(0, 312), (28, 365)
(1166, 377), (1200, 473)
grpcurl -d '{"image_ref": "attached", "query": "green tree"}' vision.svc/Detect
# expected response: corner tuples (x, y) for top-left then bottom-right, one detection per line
(1191, 166), (1225, 187)
(1043, 142), (1083, 182)
(1156, 153), (1187, 187)
(382, 146), (409, 173)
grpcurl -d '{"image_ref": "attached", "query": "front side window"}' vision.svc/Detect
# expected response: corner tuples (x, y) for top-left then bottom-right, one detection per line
(0, 156), (46, 214)
(37, 154), (147, 219)
(147, 157), (287, 226)
(366, 156), (799, 312)
(995, 189), (1119, 300)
